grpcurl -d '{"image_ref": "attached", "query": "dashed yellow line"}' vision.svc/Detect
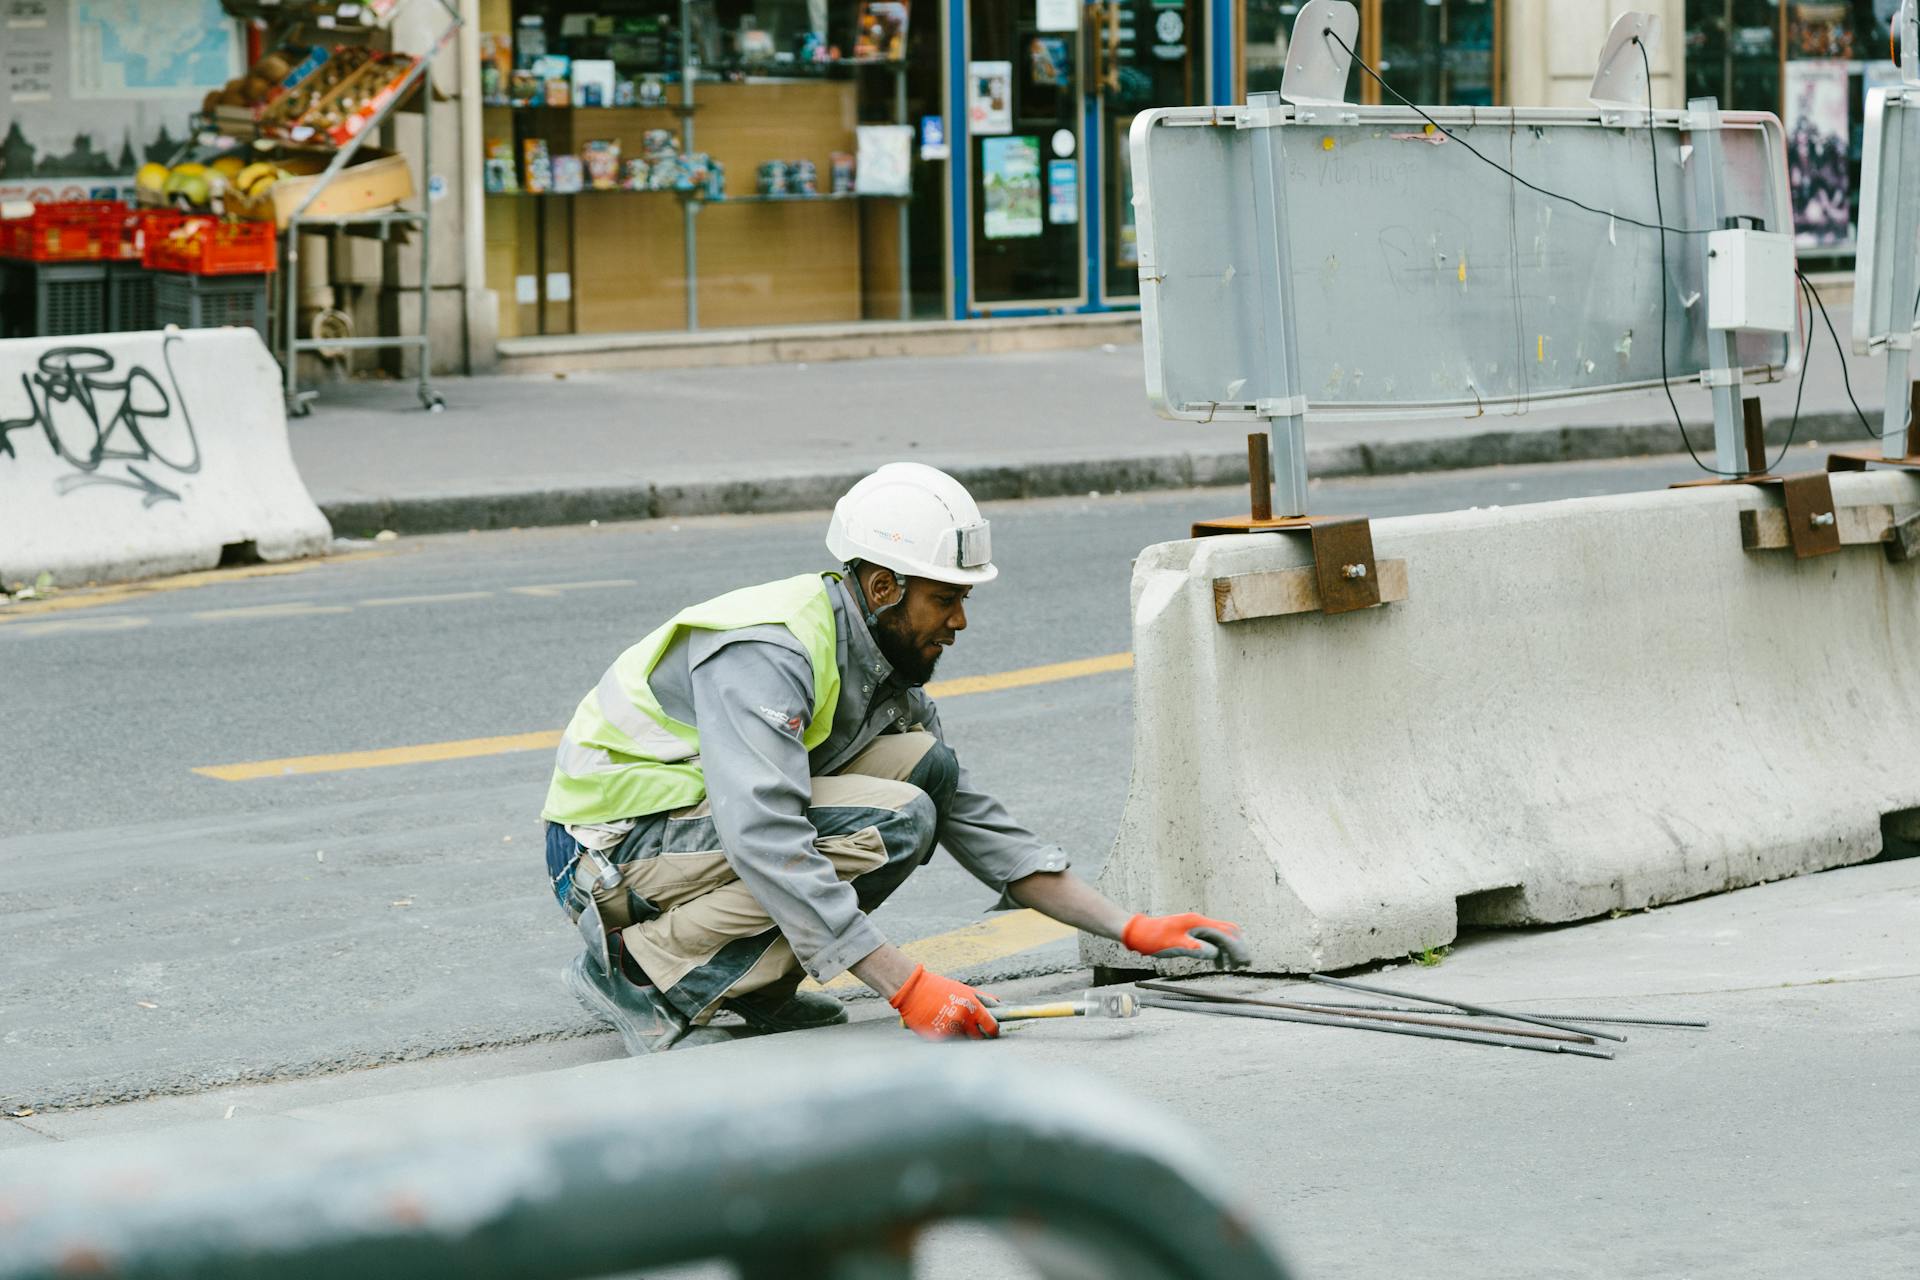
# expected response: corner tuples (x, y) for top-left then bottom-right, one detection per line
(508, 579), (637, 597)
(0, 614), (151, 639)
(3, 574), (640, 638)
(193, 602), (355, 622)
(193, 651), (1134, 782)
(802, 910), (1078, 993)
(0, 553), (389, 623)
(194, 730), (566, 782)
(928, 651), (1133, 696)
(361, 591), (495, 608)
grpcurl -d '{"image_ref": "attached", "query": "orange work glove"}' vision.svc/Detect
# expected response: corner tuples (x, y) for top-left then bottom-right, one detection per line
(1123, 912), (1252, 970)
(888, 964), (1001, 1040)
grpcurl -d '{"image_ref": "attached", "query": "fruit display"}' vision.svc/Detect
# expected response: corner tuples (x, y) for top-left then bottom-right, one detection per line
(263, 45), (376, 128)
(203, 49), (309, 115)
(135, 157), (296, 216)
(161, 162), (211, 206)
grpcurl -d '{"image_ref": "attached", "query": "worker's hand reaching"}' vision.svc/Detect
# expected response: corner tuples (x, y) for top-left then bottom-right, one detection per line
(1123, 912), (1251, 970)
(889, 964), (1001, 1040)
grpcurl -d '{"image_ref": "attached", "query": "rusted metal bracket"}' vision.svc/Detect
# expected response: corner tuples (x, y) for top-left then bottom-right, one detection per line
(1827, 383), (1920, 474)
(1192, 434), (1392, 617)
(1671, 396), (1841, 558)
(1740, 502), (1919, 557)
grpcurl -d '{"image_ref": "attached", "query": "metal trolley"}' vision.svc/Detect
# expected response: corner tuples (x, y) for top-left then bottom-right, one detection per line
(223, 0), (461, 416)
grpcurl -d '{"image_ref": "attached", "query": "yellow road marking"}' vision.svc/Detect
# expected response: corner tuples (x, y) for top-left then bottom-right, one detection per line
(925, 651), (1133, 697)
(361, 591), (496, 607)
(0, 553), (390, 623)
(800, 910), (1078, 993)
(0, 614), (151, 639)
(192, 602), (355, 622)
(508, 579), (637, 597)
(194, 730), (565, 782)
(194, 650), (1133, 782)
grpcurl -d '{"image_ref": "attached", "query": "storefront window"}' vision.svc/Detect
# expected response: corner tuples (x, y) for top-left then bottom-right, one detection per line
(1377, 0), (1496, 106)
(1242, 1), (1494, 106)
(1687, 0), (1905, 257)
(480, 0), (944, 337)
(1243, 0), (1299, 98)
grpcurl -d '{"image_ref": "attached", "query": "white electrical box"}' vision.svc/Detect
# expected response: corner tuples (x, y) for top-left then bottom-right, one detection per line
(1706, 227), (1795, 333)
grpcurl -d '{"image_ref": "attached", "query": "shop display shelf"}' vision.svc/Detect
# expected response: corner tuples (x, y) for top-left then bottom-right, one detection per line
(485, 188), (688, 198)
(490, 101), (697, 114)
(270, 0), (456, 416)
(717, 192), (856, 203)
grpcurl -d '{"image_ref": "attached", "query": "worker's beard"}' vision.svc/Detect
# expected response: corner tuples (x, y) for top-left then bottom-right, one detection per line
(874, 610), (941, 686)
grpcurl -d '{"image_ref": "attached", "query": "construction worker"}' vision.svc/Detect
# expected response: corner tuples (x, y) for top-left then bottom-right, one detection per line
(542, 462), (1248, 1053)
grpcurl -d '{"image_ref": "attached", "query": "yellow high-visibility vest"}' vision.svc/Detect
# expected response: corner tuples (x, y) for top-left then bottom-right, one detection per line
(541, 573), (842, 825)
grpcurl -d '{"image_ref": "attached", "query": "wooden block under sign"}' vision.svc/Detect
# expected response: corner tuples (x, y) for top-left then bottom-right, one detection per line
(1739, 504), (1894, 551)
(1213, 559), (1409, 623)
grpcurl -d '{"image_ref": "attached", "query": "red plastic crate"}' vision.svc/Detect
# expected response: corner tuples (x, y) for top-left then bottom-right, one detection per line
(118, 208), (187, 261)
(0, 200), (125, 261)
(141, 216), (277, 275)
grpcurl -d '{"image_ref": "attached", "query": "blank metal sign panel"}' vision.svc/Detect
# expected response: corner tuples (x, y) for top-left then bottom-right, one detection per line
(1133, 105), (1795, 422)
(1851, 87), (1920, 353)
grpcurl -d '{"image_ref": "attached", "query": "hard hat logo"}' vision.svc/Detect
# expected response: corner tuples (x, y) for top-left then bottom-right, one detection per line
(826, 463), (1000, 586)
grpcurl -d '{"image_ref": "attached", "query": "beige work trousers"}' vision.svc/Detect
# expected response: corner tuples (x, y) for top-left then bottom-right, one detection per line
(584, 731), (943, 1022)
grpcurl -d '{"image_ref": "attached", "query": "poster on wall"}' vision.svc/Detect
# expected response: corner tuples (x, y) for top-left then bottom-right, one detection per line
(1036, 0), (1079, 33)
(1784, 59), (1852, 247)
(1028, 37), (1069, 87)
(1046, 158), (1077, 225)
(981, 134), (1041, 239)
(1112, 112), (1138, 268)
(967, 60), (1012, 136)
(0, 0), (238, 202)
(855, 123), (913, 196)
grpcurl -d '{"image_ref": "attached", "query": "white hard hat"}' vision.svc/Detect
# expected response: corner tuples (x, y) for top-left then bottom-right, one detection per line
(826, 463), (998, 585)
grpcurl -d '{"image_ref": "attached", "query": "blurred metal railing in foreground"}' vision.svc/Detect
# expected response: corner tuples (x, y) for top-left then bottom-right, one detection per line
(0, 1046), (1290, 1280)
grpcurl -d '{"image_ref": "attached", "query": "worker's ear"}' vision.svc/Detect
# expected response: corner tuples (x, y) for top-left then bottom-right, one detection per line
(866, 567), (904, 608)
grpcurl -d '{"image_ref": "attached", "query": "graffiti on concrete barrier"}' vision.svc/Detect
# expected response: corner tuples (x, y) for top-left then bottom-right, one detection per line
(0, 338), (202, 506)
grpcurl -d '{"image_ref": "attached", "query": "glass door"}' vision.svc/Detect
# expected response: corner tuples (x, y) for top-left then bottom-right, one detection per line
(1092, 0), (1206, 300)
(966, 0), (1086, 308)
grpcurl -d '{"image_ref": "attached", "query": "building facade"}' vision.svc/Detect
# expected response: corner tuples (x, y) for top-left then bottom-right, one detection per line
(24, 1), (1900, 374)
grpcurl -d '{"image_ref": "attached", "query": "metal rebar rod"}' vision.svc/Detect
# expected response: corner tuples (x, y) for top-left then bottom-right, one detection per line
(1499, 1012), (1708, 1028)
(1307, 974), (1626, 1043)
(1135, 981), (1595, 1044)
(1262, 999), (1709, 1028)
(1136, 995), (1615, 1060)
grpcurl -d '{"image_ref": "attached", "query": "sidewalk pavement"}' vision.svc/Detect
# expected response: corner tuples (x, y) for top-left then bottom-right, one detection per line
(295, 309), (1903, 536)
(8, 854), (1915, 1278)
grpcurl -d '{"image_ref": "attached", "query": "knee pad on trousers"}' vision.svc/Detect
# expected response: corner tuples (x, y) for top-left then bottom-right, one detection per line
(907, 740), (959, 814)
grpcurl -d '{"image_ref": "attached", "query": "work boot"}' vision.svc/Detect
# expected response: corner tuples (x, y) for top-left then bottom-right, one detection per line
(562, 952), (689, 1056)
(721, 978), (848, 1033)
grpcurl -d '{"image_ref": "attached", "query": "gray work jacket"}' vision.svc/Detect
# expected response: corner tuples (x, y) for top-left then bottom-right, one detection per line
(642, 574), (1069, 982)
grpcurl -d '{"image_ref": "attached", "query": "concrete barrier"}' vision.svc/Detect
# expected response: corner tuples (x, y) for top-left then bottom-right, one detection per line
(0, 328), (330, 588)
(1083, 470), (1920, 975)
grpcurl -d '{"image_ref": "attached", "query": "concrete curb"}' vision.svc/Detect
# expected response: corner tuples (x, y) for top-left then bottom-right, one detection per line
(315, 409), (1873, 537)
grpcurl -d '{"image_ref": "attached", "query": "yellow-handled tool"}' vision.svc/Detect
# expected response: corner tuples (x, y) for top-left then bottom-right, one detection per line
(994, 989), (1139, 1022)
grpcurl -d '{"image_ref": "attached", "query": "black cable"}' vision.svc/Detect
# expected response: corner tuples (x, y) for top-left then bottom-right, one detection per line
(1322, 26), (1710, 237)
(1799, 269), (1902, 441)
(1635, 35), (1721, 473)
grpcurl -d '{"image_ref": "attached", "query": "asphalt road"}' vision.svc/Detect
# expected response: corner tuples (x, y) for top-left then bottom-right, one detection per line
(0, 451), (1798, 1108)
